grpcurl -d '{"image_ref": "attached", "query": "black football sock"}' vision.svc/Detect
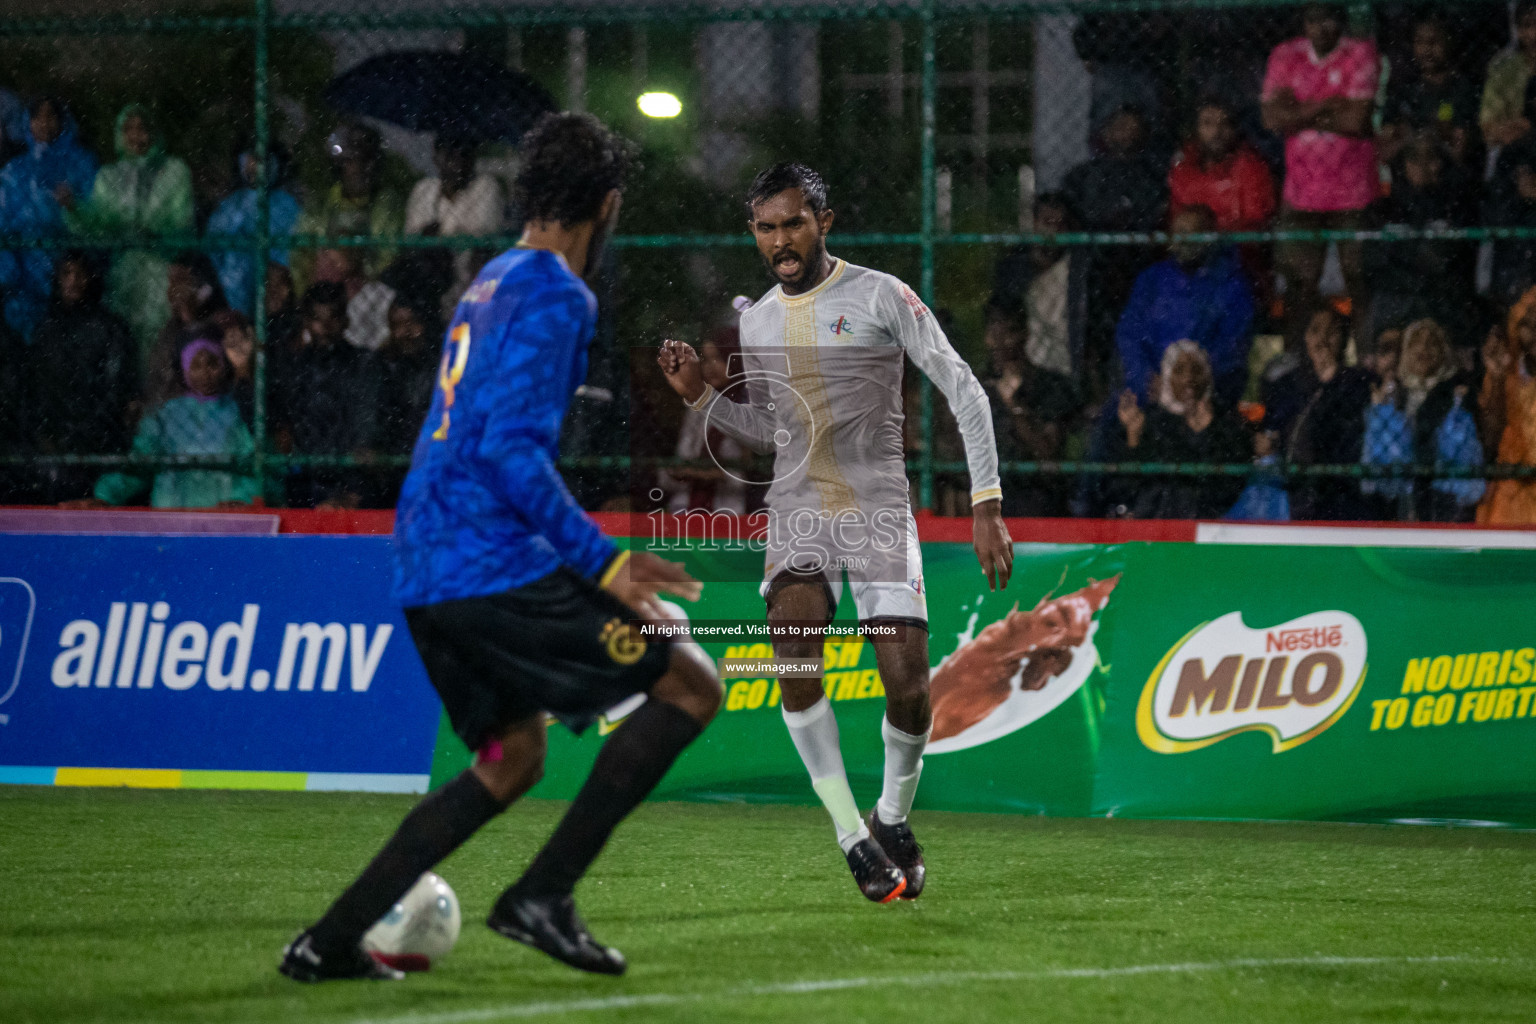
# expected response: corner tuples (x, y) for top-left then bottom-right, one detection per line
(506, 700), (702, 901)
(309, 769), (505, 953)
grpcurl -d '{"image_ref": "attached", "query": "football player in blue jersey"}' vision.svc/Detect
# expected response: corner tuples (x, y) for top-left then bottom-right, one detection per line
(280, 113), (722, 982)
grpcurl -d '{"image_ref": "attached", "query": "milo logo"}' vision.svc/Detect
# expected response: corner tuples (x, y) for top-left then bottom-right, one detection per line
(1136, 611), (1368, 754)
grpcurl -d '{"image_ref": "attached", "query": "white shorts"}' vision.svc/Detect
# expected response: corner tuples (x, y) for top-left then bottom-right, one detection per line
(758, 509), (927, 626)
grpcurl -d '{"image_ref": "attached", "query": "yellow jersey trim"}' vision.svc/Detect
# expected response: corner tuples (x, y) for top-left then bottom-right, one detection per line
(598, 550), (631, 589)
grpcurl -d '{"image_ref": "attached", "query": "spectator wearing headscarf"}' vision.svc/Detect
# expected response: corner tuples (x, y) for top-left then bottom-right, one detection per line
(257, 261), (305, 443)
(92, 337), (259, 508)
(372, 292), (440, 458)
(1074, 207), (1252, 518)
(67, 103), (195, 356)
(1360, 317), (1482, 521)
(26, 251), (137, 502)
(0, 97), (98, 341)
(1478, 293), (1536, 523)
(205, 145), (301, 318)
(1104, 340), (1249, 518)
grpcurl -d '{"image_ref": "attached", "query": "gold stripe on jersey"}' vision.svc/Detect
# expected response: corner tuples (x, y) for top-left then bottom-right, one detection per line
(783, 296), (858, 512)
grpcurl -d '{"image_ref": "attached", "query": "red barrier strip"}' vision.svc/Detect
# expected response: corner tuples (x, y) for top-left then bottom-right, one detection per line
(7, 507), (1534, 544)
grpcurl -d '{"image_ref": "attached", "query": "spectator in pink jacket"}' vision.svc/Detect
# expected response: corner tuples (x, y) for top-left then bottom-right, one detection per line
(1262, 3), (1380, 339)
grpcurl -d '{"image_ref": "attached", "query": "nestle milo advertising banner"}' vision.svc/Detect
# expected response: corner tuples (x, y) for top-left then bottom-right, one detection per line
(430, 542), (1120, 814)
(1090, 544), (1536, 824)
(6, 527), (1529, 823)
(433, 540), (1536, 827)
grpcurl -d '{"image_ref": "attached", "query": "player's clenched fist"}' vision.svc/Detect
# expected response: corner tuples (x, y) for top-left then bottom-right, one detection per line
(657, 339), (706, 405)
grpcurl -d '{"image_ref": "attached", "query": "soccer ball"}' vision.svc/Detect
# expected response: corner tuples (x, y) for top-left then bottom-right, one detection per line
(362, 872), (461, 972)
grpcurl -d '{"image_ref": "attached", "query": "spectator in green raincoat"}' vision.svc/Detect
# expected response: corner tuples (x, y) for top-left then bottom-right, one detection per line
(65, 103), (195, 363)
(293, 122), (406, 290)
(92, 338), (260, 508)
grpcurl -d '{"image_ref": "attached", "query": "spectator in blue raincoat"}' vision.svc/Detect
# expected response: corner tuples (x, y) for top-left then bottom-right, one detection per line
(1360, 317), (1483, 521)
(0, 97), (98, 341)
(205, 145), (301, 318)
(1115, 204), (1255, 408)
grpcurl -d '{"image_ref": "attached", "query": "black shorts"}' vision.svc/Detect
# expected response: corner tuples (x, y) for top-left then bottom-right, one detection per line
(404, 568), (672, 749)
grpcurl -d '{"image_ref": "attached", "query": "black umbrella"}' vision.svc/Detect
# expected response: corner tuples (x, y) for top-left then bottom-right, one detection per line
(324, 50), (557, 144)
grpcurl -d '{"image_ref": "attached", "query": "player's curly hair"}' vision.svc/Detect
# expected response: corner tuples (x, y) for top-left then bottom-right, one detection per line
(514, 112), (633, 227)
(745, 162), (828, 217)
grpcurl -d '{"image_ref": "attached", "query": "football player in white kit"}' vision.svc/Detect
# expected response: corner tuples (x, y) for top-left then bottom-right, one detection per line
(659, 163), (1013, 902)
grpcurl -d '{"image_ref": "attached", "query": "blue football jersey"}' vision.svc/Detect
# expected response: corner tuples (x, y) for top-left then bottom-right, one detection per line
(393, 246), (618, 607)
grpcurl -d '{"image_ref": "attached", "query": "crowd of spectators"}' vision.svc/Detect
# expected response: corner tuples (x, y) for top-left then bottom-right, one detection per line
(0, 101), (472, 511)
(8, 2), (1536, 525)
(975, 2), (1536, 525)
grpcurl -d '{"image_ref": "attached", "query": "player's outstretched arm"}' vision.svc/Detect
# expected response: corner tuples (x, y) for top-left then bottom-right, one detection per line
(656, 338), (777, 453)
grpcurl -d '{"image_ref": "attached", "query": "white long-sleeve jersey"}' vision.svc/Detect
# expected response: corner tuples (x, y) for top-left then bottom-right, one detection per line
(687, 258), (1001, 519)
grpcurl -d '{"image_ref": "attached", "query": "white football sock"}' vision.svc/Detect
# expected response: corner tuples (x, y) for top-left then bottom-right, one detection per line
(782, 696), (869, 853)
(876, 716), (929, 826)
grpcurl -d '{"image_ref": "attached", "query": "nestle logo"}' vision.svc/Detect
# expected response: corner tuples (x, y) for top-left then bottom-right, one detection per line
(1137, 611), (1368, 754)
(1265, 626), (1343, 653)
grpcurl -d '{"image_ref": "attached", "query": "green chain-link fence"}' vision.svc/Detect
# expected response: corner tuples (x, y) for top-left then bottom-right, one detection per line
(3, 0), (1535, 520)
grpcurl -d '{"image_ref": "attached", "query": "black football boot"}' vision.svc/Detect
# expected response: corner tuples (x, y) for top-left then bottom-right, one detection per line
(487, 890), (627, 975)
(278, 930), (405, 983)
(845, 836), (907, 903)
(866, 809), (925, 899)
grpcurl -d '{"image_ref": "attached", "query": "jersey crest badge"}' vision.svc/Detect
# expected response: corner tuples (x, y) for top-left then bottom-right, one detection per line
(899, 284), (931, 322)
(601, 618), (647, 665)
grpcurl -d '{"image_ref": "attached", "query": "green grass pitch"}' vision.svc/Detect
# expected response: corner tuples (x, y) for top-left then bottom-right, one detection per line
(2, 786), (1533, 1024)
